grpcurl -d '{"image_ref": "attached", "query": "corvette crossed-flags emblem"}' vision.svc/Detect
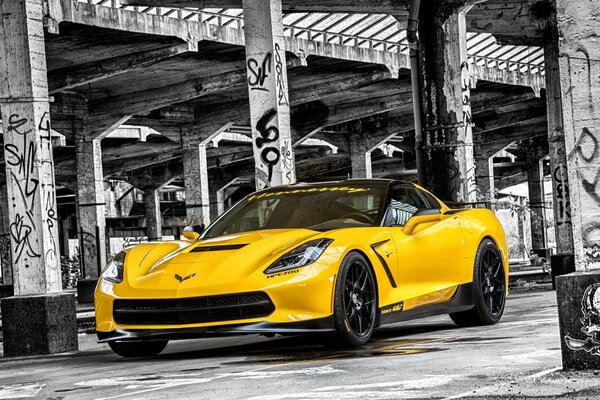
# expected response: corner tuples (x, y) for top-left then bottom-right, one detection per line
(174, 273), (197, 283)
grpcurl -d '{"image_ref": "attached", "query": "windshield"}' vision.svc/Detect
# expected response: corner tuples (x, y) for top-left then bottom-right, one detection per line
(203, 185), (385, 238)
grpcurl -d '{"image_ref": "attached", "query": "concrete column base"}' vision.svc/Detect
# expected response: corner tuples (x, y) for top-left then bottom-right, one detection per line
(0, 284), (14, 298)
(556, 271), (600, 370)
(77, 278), (98, 303)
(551, 254), (575, 290)
(1, 293), (78, 357)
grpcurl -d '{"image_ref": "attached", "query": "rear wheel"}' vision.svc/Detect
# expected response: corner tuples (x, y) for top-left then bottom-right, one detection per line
(108, 340), (168, 358)
(329, 252), (377, 347)
(450, 239), (506, 326)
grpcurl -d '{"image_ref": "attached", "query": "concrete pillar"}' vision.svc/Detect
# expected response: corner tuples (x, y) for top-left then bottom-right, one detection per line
(0, 0), (77, 356)
(349, 136), (372, 178)
(182, 124), (225, 228)
(75, 133), (107, 279)
(475, 153), (495, 208)
(0, 183), (13, 286)
(526, 156), (547, 250)
(144, 189), (162, 240)
(543, 9), (575, 255)
(242, 0), (296, 189)
(554, 0), (600, 270)
(551, 0), (600, 371)
(419, 2), (476, 203)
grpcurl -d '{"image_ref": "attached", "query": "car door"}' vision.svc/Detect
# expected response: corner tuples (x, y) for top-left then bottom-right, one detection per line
(386, 185), (466, 309)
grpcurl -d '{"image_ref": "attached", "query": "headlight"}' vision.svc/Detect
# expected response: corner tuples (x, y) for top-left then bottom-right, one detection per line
(264, 238), (333, 275)
(102, 251), (126, 283)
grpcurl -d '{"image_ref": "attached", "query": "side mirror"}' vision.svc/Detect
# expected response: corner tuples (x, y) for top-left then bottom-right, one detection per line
(402, 209), (441, 235)
(182, 225), (204, 241)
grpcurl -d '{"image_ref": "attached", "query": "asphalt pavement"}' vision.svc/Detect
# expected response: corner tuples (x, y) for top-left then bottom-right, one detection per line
(1, 288), (599, 399)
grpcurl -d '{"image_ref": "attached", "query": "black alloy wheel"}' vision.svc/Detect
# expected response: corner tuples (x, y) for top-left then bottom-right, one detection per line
(480, 242), (506, 317)
(450, 239), (506, 326)
(330, 252), (377, 347)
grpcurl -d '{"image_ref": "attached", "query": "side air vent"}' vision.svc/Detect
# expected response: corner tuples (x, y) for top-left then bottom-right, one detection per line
(189, 244), (248, 252)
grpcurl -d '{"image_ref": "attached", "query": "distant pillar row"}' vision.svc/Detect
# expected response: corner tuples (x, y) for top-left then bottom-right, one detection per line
(75, 126), (107, 279)
(474, 153), (495, 207)
(419, 2), (477, 204)
(349, 135), (373, 179)
(242, 0), (296, 189)
(525, 152), (547, 251)
(144, 189), (162, 241)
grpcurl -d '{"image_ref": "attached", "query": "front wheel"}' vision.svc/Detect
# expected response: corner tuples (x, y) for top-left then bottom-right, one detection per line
(108, 340), (168, 358)
(329, 252), (378, 347)
(450, 238), (506, 326)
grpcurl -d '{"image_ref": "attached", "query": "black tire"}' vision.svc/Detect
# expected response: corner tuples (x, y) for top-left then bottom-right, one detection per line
(108, 340), (168, 358)
(329, 252), (378, 347)
(450, 238), (506, 327)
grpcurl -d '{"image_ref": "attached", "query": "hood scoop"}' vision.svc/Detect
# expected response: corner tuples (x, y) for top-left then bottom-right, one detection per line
(189, 243), (248, 252)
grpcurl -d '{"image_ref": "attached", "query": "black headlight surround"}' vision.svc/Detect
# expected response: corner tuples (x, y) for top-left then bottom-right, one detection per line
(102, 251), (126, 283)
(264, 238), (333, 275)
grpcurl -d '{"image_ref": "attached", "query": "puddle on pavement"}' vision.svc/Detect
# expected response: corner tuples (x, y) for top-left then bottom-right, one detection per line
(222, 338), (444, 365)
(447, 336), (514, 343)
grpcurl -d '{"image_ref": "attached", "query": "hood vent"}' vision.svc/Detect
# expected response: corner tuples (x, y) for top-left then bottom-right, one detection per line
(190, 244), (248, 252)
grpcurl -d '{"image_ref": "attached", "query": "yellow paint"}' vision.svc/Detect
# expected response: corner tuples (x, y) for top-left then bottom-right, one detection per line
(95, 186), (509, 334)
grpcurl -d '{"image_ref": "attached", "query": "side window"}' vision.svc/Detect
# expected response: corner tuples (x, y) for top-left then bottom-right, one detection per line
(385, 186), (430, 226)
(420, 189), (441, 210)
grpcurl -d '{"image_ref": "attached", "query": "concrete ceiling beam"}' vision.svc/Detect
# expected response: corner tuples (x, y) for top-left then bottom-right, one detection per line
(466, 0), (546, 45)
(120, 0), (410, 15)
(89, 69), (247, 117)
(49, 43), (193, 94)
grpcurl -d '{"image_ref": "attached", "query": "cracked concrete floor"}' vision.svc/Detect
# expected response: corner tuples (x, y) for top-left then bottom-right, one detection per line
(1, 289), (600, 399)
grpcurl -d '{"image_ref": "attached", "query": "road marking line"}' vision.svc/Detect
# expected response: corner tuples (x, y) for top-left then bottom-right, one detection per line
(0, 384), (44, 399)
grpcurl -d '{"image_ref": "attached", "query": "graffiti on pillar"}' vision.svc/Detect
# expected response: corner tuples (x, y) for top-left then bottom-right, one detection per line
(564, 283), (600, 356)
(0, 234), (12, 275)
(4, 114), (43, 263)
(569, 127), (600, 205)
(10, 213), (40, 262)
(583, 223), (600, 262)
(460, 61), (472, 126)
(553, 163), (571, 226)
(247, 52), (273, 92)
(274, 43), (289, 106)
(5, 115), (40, 211)
(255, 108), (281, 187)
(44, 189), (58, 268)
(280, 140), (294, 184)
(38, 111), (52, 150)
(569, 127), (599, 163)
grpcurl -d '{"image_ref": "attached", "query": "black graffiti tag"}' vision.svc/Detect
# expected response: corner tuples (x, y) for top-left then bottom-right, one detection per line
(582, 169), (600, 206)
(570, 127), (599, 163)
(9, 213), (40, 263)
(6, 114), (32, 136)
(255, 109), (281, 181)
(274, 43), (289, 106)
(247, 53), (273, 92)
(5, 116), (40, 211)
(554, 164), (571, 225)
(38, 111), (52, 150)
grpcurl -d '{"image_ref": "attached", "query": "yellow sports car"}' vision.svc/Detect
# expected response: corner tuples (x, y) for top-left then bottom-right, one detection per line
(95, 179), (509, 357)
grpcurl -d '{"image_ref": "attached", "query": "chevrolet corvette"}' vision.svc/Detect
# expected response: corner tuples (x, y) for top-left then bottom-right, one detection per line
(95, 179), (509, 357)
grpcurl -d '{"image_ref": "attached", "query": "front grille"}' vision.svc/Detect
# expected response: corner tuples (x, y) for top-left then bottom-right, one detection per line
(113, 292), (275, 326)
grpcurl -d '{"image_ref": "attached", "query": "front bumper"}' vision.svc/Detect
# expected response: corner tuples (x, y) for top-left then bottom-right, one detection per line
(97, 316), (335, 342)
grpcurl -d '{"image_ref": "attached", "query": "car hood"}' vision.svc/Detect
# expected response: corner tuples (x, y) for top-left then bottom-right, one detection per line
(124, 229), (322, 291)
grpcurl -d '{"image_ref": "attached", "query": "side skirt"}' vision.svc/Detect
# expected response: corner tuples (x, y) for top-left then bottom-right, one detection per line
(378, 283), (474, 326)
